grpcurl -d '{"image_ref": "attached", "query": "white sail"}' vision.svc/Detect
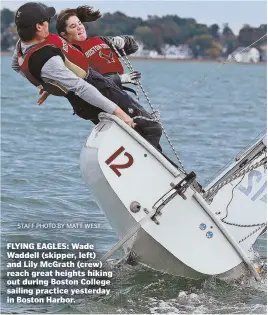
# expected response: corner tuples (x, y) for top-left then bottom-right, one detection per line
(205, 135), (267, 255)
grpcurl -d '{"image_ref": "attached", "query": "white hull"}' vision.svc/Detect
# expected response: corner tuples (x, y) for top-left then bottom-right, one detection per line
(80, 146), (204, 279)
(80, 114), (266, 280)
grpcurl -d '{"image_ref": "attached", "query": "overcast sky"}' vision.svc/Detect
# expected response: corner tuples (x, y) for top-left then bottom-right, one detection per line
(1, 0), (267, 34)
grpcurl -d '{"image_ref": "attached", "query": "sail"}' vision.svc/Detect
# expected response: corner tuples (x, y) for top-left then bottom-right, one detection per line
(206, 135), (267, 255)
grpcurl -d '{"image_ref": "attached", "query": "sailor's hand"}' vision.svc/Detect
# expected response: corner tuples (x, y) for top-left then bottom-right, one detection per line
(37, 89), (50, 105)
(120, 71), (141, 85)
(111, 36), (125, 49)
(113, 106), (136, 128)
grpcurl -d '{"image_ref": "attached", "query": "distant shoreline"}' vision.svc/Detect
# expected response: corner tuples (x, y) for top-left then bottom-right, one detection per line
(129, 56), (267, 65)
(1, 51), (266, 65)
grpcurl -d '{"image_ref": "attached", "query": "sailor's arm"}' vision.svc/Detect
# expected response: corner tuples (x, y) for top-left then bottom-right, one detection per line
(101, 36), (138, 55)
(11, 47), (25, 77)
(41, 56), (135, 127)
(120, 35), (139, 55)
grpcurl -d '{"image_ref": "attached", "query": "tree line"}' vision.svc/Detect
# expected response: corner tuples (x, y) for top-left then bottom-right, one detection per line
(1, 7), (267, 58)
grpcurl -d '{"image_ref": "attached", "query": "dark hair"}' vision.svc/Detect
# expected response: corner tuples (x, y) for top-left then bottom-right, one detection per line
(17, 19), (49, 41)
(56, 6), (101, 35)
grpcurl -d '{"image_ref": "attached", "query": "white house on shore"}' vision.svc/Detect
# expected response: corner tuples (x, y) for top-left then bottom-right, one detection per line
(133, 42), (163, 58)
(228, 47), (260, 63)
(132, 42), (192, 59)
(161, 44), (193, 59)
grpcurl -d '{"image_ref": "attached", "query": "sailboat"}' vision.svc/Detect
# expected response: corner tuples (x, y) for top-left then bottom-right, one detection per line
(80, 112), (266, 280)
(80, 38), (266, 280)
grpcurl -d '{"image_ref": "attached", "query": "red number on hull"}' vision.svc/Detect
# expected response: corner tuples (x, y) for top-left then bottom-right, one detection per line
(105, 146), (134, 177)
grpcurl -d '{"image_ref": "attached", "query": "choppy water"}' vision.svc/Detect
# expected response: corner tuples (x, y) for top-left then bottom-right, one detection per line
(1, 56), (267, 314)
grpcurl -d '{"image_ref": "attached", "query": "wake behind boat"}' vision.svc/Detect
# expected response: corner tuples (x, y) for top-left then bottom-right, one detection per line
(80, 113), (267, 280)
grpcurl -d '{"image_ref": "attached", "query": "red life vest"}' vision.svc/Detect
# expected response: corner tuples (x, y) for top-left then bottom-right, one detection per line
(72, 37), (124, 75)
(17, 33), (89, 96)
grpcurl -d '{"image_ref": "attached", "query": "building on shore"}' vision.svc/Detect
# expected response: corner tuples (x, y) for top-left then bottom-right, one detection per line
(133, 42), (193, 59)
(228, 47), (260, 63)
(161, 44), (193, 59)
(133, 42), (163, 58)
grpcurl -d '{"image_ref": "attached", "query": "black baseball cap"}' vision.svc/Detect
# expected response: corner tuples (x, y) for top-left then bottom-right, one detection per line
(15, 2), (56, 27)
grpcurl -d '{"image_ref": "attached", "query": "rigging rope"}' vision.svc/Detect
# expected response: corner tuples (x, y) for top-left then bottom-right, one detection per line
(112, 43), (186, 172)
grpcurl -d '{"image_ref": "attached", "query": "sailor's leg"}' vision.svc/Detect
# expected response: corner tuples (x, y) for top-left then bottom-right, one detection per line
(65, 92), (102, 124)
(113, 98), (162, 150)
(133, 116), (162, 150)
(86, 69), (162, 148)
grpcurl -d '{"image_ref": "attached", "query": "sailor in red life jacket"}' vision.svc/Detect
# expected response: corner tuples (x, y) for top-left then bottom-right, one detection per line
(12, 3), (162, 149)
(55, 6), (141, 94)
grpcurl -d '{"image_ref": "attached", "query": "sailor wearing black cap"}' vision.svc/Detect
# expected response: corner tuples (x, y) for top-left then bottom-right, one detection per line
(12, 2), (162, 149)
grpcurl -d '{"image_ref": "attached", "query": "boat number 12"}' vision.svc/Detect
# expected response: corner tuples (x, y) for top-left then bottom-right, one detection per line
(105, 146), (134, 177)
(238, 170), (267, 203)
